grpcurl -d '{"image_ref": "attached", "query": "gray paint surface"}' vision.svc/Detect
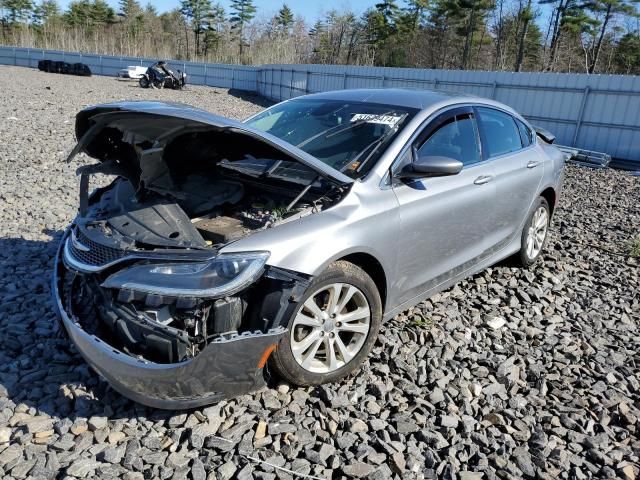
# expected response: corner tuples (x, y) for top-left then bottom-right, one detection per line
(222, 91), (565, 319)
(54, 89), (565, 407)
(2, 45), (637, 163)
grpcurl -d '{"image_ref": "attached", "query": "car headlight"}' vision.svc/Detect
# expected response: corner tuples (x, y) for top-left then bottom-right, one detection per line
(101, 252), (269, 297)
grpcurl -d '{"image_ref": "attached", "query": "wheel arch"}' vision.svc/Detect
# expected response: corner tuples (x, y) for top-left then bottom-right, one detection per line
(336, 252), (388, 314)
(539, 186), (557, 215)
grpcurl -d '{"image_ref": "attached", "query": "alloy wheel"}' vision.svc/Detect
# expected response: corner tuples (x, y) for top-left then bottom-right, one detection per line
(290, 283), (371, 373)
(526, 206), (549, 259)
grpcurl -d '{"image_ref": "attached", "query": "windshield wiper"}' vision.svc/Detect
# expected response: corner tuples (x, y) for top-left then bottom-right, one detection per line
(295, 110), (399, 149)
(341, 112), (409, 174)
(218, 160), (266, 178)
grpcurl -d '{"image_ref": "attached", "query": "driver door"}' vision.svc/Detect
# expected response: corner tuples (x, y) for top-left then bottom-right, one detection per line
(391, 106), (499, 306)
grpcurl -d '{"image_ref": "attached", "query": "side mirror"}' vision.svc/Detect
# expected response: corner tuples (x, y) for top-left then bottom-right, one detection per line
(396, 154), (464, 179)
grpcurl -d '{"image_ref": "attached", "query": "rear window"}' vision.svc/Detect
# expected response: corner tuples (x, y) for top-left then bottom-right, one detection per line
(477, 107), (523, 157)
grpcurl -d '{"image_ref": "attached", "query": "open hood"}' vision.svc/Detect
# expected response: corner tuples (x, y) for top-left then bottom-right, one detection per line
(70, 101), (354, 186)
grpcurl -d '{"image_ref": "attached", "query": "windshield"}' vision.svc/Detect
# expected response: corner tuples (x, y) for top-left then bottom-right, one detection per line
(244, 98), (418, 179)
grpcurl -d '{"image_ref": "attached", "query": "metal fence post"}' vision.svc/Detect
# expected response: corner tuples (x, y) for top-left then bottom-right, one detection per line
(434, 78), (438, 89)
(491, 81), (498, 99)
(289, 69), (294, 98)
(380, 75), (385, 87)
(13, 47), (16, 66)
(270, 69), (274, 99)
(343, 72), (347, 89)
(279, 68), (282, 100)
(204, 64), (208, 85)
(306, 70), (310, 94)
(99, 55), (103, 75)
(231, 68), (235, 89)
(572, 86), (590, 146)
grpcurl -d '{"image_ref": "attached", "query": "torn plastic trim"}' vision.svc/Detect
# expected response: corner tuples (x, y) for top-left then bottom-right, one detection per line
(53, 239), (287, 409)
(63, 226), (216, 274)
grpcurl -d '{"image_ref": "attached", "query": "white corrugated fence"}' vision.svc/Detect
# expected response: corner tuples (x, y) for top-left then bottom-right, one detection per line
(1, 46), (638, 166)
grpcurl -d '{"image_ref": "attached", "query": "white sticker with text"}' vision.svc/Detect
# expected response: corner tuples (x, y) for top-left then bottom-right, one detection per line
(351, 113), (402, 127)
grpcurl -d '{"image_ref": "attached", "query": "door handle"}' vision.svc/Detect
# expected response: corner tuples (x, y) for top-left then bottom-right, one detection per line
(527, 160), (541, 169)
(474, 175), (493, 185)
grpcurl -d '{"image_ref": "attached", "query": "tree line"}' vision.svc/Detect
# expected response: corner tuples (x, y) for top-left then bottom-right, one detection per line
(1, 0), (639, 74)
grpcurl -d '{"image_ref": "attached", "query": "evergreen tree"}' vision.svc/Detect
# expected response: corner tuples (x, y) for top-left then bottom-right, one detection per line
(118, 0), (143, 37)
(397, 0), (430, 34)
(32, 0), (59, 26)
(444, 0), (495, 68)
(2, 0), (34, 23)
(144, 2), (157, 16)
(180, 0), (214, 57)
(64, 0), (115, 28)
(203, 2), (225, 56)
(514, 0), (535, 71)
(614, 30), (640, 73)
(309, 19), (325, 37)
(375, 0), (399, 37)
(584, 0), (640, 72)
(229, 0), (256, 58)
(276, 3), (293, 32)
(118, 0), (141, 18)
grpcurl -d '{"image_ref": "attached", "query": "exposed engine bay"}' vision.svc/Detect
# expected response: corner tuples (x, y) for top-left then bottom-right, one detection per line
(76, 124), (346, 251)
(63, 110), (348, 365)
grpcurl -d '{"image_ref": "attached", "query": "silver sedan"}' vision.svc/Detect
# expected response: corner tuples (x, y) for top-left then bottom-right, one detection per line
(55, 89), (565, 408)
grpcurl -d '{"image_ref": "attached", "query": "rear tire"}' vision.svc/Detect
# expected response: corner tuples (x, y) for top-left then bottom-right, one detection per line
(516, 197), (550, 267)
(270, 261), (382, 386)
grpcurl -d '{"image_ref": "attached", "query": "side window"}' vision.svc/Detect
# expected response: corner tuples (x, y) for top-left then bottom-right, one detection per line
(516, 119), (533, 147)
(417, 113), (481, 166)
(477, 107), (523, 157)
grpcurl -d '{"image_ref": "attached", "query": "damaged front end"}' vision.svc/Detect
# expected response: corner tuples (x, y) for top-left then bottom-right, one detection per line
(53, 239), (305, 408)
(52, 101), (354, 408)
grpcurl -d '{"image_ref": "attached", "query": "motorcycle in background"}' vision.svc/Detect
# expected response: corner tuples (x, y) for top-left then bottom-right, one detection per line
(139, 61), (187, 90)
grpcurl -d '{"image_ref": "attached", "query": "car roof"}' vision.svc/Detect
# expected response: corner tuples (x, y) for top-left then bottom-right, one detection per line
(300, 88), (485, 111)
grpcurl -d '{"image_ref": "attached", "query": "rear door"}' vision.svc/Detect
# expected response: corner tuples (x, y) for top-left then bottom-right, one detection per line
(391, 106), (500, 306)
(475, 107), (544, 247)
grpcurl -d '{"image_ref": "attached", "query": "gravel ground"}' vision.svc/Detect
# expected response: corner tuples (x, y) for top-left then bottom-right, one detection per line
(0, 65), (639, 480)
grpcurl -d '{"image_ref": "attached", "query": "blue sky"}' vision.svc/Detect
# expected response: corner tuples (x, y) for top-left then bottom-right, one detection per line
(56, 0), (377, 21)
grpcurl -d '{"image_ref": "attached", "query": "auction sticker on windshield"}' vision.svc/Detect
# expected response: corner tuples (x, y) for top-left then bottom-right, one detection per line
(351, 113), (402, 127)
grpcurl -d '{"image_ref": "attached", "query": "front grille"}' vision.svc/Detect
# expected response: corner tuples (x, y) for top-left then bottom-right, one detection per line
(65, 228), (127, 271)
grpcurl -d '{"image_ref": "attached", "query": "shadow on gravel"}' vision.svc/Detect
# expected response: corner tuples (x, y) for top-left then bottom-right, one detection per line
(0, 228), (511, 424)
(0, 230), (179, 423)
(227, 88), (275, 108)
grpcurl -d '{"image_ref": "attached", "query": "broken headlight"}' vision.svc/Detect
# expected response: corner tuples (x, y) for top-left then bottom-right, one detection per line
(101, 252), (269, 297)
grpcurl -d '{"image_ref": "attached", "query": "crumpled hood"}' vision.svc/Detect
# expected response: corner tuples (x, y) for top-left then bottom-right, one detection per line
(72, 101), (354, 186)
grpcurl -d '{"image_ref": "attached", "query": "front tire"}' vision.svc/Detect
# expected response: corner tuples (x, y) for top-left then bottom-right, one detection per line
(270, 261), (382, 386)
(517, 197), (550, 267)
(138, 77), (149, 88)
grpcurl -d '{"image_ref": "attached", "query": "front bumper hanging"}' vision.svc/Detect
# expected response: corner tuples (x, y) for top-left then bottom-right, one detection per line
(52, 241), (286, 410)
